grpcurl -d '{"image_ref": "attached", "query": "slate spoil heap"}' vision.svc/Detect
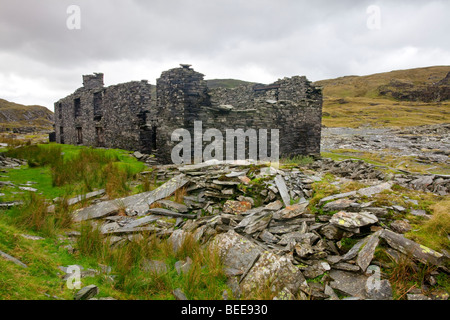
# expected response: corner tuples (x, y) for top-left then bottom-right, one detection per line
(72, 160), (449, 300)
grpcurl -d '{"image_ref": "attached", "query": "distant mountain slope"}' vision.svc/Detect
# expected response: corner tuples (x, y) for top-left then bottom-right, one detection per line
(0, 99), (54, 132)
(206, 79), (259, 89)
(313, 66), (450, 128)
(314, 66), (450, 102)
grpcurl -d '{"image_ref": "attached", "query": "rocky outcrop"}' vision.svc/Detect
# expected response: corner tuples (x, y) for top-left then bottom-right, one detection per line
(0, 98), (53, 132)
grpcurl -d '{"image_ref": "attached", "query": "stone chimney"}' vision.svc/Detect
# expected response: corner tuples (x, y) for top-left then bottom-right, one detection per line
(82, 73), (104, 90)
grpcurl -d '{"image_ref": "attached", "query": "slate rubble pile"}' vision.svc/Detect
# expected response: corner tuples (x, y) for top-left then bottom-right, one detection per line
(309, 158), (450, 195)
(71, 160), (449, 300)
(0, 154), (26, 168)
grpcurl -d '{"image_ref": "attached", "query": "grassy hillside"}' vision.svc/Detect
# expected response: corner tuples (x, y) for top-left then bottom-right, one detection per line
(314, 66), (450, 128)
(0, 99), (54, 132)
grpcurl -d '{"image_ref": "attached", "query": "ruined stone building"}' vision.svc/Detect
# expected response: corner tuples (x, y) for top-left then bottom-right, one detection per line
(53, 65), (322, 164)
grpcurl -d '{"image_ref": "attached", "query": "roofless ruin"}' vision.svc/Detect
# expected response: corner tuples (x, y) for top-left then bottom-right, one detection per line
(53, 65), (322, 164)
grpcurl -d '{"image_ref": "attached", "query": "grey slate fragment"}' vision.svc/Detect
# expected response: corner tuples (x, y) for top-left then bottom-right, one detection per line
(73, 174), (189, 221)
(147, 208), (197, 219)
(332, 262), (360, 272)
(243, 212), (273, 235)
(356, 182), (392, 197)
(365, 278), (393, 300)
(102, 226), (160, 235)
(0, 250), (28, 268)
(324, 284), (340, 300)
(329, 270), (368, 299)
(318, 191), (357, 206)
(121, 215), (160, 229)
(211, 230), (262, 274)
(274, 175), (290, 207)
(258, 230), (279, 244)
(380, 229), (445, 266)
(74, 285), (99, 300)
(175, 257), (193, 275)
(173, 288), (188, 300)
(154, 200), (188, 213)
(323, 199), (358, 212)
(356, 231), (381, 272)
(330, 211), (378, 230)
(342, 238), (368, 261)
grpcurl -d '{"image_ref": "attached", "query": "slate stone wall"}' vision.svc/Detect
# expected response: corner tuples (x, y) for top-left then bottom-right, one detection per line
(54, 65), (322, 164)
(54, 74), (152, 152)
(154, 66), (322, 163)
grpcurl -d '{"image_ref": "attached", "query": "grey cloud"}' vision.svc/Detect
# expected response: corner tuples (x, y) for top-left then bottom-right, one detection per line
(0, 0), (449, 109)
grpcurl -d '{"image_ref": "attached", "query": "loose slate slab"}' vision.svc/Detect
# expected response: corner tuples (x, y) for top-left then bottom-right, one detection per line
(48, 189), (106, 213)
(365, 277), (393, 300)
(356, 182), (393, 197)
(169, 229), (189, 253)
(0, 250), (28, 268)
(356, 231), (381, 272)
(322, 199), (358, 212)
(74, 285), (99, 300)
(380, 229), (445, 266)
(330, 211), (378, 231)
(101, 215), (162, 234)
(329, 270), (368, 299)
(147, 208), (196, 219)
(240, 251), (307, 296)
(102, 226), (161, 235)
(67, 189), (106, 206)
(210, 230), (262, 274)
(243, 212), (273, 235)
(18, 186), (37, 192)
(390, 220), (412, 234)
(73, 174), (189, 221)
(318, 191), (357, 206)
(273, 202), (308, 220)
(20, 234), (44, 241)
(274, 175), (290, 207)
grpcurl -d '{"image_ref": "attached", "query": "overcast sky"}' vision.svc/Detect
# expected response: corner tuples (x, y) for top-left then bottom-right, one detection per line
(0, 0), (449, 111)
